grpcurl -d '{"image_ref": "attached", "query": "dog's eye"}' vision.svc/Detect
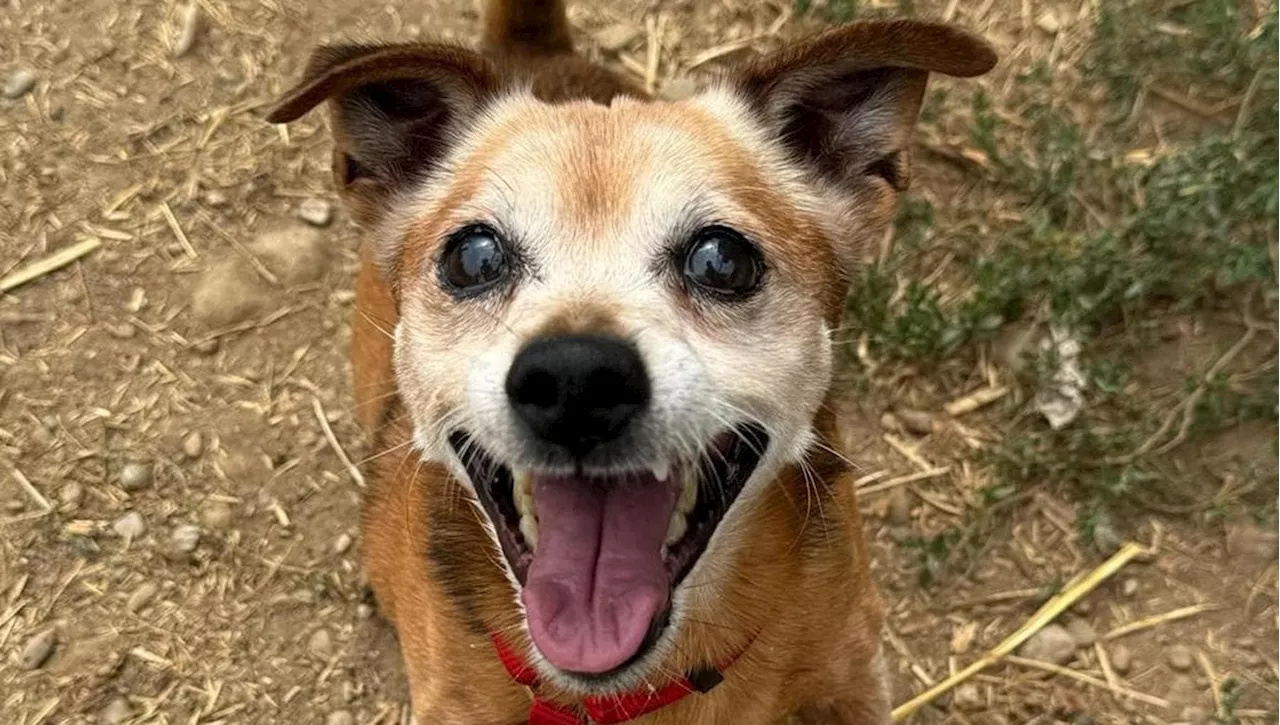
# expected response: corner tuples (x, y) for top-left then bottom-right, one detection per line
(440, 225), (509, 295)
(682, 227), (763, 298)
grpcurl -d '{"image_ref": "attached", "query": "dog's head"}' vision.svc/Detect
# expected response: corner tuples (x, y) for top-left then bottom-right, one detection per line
(271, 21), (993, 691)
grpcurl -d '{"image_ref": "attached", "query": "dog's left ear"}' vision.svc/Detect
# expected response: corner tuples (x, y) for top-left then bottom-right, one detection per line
(729, 20), (996, 193)
(267, 44), (501, 228)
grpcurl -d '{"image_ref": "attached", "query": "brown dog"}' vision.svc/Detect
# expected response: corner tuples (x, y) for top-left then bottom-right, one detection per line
(268, 2), (994, 722)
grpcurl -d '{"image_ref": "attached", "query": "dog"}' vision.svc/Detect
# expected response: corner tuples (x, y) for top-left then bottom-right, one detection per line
(268, 2), (994, 722)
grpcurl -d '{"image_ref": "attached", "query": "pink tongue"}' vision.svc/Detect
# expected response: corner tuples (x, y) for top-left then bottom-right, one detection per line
(522, 472), (677, 674)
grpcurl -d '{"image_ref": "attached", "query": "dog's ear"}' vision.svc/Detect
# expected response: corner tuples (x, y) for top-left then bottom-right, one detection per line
(729, 20), (996, 193)
(267, 44), (501, 225)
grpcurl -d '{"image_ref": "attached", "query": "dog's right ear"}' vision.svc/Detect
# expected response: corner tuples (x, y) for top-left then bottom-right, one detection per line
(267, 44), (501, 226)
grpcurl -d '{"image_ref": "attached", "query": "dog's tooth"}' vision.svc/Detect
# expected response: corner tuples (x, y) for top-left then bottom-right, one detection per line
(519, 514), (539, 550)
(651, 461), (670, 482)
(677, 472), (697, 515)
(665, 511), (687, 546)
(513, 469), (532, 496)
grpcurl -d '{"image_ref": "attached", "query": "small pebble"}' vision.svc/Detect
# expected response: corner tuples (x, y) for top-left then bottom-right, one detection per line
(332, 532), (353, 555)
(1017, 623), (1076, 665)
(308, 628), (334, 659)
(326, 711), (355, 725)
(127, 582), (159, 613)
(106, 322), (137, 339)
(182, 431), (204, 459)
(5, 499), (24, 513)
(1109, 644), (1132, 674)
(356, 603), (375, 620)
(1120, 577), (1139, 597)
(201, 500), (233, 530)
(297, 198), (333, 227)
(192, 338), (220, 356)
(885, 488), (911, 526)
(20, 629), (56, 669)
(113, 511), (146, 539)
(953, 682), (983, 711)
(101, 697), (134, 725)
(1166, 644), (1194, 672)
(202, 189), (229, 207)
(4, 68), (36, 99)
(1064, 617), (1097, 648)
(895, 408), (935, 436)
(59, 481), (84, 509)
(171, 524), (201, 553)
(118, 462), (153, 491)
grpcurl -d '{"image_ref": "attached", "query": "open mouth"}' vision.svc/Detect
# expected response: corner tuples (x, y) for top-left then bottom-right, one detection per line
(447, 424), (768, 676)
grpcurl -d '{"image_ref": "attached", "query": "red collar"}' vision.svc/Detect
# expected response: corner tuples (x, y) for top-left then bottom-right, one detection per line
(490, 633), (745, 724)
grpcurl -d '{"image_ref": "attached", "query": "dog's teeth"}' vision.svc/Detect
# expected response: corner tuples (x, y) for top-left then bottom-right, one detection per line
(652, 462), (670, 482)
(665, 511), (687, 546)
(677, 471), (698, 515)
(519, 514), (539, 551)
(513, 469), (534, 519)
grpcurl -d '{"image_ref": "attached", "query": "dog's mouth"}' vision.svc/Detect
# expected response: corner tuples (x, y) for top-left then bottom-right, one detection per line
(447, 424), (768, 677)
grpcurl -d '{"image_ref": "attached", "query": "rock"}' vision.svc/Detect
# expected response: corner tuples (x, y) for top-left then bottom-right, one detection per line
(886, 488), (911, 526)
(1017, 624), (1076, 665)
(181, 432), (204, 459)
(659, 76), (699, 101)
(252, 225), (328, 285)
(1225, 521), (1278, 561)
(59, 481), (84, 510)
(1091, 519), (1123, 554)
(173, 2), (201, 57)
(112, 511), (146, 540)
(594, 23), (639, 52)
(1120, 577), (1139, 597)
(20, 629), (56, 669)
(297, 198), (333, 227)
(101, 697), (134, 725)
(171, 524), (201, 553)
(1064, 617), (1097, 648)
(202, 189), (229, 207)
(879, 411), (901, 432)
(1109, 644), (1132, 674)
(895, 408), (935, 436)
(118, 462), (153, 491)
(953, 682), (983, 711)
(326, 711), (355, 725)
(356, 603), (375, 620)
(332, 532), (353, 555)
(4, 69), (36, 99)
(127, 582), (159, 613)
(308, 628), (334, 659)
(1166, 644), (1194, 672)
(190, 259), (273, 328)
(106, 322), (137, 339)
(201, 501), (233, 530)
(1036, 10), (1061, 33)
(192, 338), (220, 356)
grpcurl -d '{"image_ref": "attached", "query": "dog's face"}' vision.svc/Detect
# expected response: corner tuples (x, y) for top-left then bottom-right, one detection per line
(271, 22), (994, 691)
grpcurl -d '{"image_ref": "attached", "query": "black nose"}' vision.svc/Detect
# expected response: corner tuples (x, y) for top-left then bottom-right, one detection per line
(505, 334), (650, 455)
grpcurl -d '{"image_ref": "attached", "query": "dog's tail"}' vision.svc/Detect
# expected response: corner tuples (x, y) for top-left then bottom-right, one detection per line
(481, 0), (575, 57)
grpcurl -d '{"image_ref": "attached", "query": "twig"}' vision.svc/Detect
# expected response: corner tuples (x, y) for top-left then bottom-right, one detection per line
(1232, 68), (1264, 138)
(1102, 603), (1220, 640)
(312, 397), (365, 489)
(160, 201), (198, 258)
(859, 467), (950, 496)
(1004, 655), (1170, 709)
(1109, 324), (1257, 463)
(891, 542), (1148, 721)
(944, 386), (1008, 417)
(883, 433), (935, 472)
(11, 469), (52, 511)
(0, 238), (101, 294)
(187, 305), (302, 347)
(643, 13), (662, 95)
(1198, 650), (1223, 718)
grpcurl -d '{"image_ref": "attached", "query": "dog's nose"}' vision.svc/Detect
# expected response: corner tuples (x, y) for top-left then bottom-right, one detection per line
(505, 334), (650, 455)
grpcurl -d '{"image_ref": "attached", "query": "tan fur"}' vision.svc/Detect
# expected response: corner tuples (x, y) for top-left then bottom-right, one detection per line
(270, 2), (996, 722)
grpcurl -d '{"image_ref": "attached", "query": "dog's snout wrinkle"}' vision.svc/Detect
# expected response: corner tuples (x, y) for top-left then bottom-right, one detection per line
(506, 334), (650, 455)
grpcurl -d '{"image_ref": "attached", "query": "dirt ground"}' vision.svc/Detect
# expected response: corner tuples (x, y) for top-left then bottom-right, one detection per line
(1, 0), (1276, 723)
